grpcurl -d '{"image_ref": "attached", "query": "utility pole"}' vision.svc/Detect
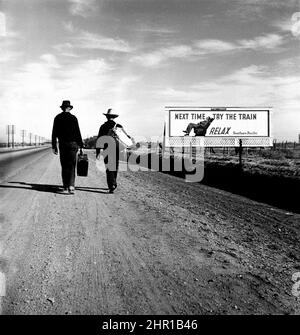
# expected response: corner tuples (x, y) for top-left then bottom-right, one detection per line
(6, 125), (10, 147)
(35, 135), (37, 146)
(29, 133), (32, 146)
(11, 125), (15, 148)
(21, 129), (26, 146)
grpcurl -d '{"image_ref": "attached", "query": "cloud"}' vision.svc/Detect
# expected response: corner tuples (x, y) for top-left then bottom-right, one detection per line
(75, 31), (133, 52)
(221, 65), (266, 82)
(54, 29), (133, 55)
(134, 24), (177, 34)
(277, 55), (300, 69)
(67, 58), (113, 77)
(224, 0), (300, 20)
(40, 54), (61, 68)
(0, 58), (62, 140)
(109, 75), (139, 94)
(63, 21), (75, 33)
(194, 40), (237, 52)
(132, 45), (193, 67)
(68, 0), (98, 18)
(272, 18), (293, 32)
(273, 13), (300, 39)
(239, 34), (283, 49)
(158, 62), (300, 140)
(131, 34), (285, 67)
(160, 64), (300, 105)
(53, 42), (79, 58)
(53, 42), (73, 52)
(0, 12), (6, 37)
(0, 53), (118, 140)
(0, 13), (22, 63)
(6, 58), (61, 100)
(159, 64), (300, 108)
(55, 31), (132, 53)
(232, 0), (299, 9)
(0, 50), (22, 63)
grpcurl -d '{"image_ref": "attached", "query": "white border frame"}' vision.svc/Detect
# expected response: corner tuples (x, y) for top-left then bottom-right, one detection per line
(164, 106), (273, 147)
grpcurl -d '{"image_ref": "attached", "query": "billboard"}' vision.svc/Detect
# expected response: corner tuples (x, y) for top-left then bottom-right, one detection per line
(164, 107), (272, 147)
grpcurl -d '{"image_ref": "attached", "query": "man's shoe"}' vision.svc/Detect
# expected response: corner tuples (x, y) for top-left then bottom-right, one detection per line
(108, 189), (114, 194)
(68, 186), (75, 194)
(59, 188), (69, 195)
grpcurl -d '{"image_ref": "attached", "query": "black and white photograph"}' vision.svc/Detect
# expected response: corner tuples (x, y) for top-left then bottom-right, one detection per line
(0, 0), (299, 322)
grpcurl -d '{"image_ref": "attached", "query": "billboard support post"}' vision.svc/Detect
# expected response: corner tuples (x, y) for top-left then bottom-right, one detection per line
(239, 139), (243, 170)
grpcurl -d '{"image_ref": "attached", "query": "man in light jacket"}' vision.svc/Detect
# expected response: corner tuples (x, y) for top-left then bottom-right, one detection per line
(96, 108), (132, 194)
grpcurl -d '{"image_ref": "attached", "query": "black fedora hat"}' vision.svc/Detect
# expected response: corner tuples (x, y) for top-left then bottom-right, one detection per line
(103, 108), (118, 118)
(60, 100), (73, 110)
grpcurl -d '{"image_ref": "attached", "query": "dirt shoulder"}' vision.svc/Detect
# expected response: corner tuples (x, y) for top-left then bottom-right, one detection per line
(0, 150), (299, 314)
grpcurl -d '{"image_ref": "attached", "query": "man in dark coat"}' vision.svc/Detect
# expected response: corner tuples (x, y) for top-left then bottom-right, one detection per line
(52, 100), (83, 194)
(96, 108), (131, 193)
(183, 117), (214, 136)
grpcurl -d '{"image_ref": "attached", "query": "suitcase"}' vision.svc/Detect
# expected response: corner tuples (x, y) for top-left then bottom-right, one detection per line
(77, 149), (89, 176)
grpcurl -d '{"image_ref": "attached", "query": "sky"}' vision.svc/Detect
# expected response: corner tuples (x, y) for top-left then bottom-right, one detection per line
(0, 0), (300, 143)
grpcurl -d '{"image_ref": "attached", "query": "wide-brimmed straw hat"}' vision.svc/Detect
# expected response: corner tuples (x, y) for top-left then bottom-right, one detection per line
(60, 100), (73, 110)
(103, 108), (118, 118)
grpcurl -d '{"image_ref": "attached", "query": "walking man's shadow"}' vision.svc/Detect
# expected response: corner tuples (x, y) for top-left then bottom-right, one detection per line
(0, 182), (108, 194)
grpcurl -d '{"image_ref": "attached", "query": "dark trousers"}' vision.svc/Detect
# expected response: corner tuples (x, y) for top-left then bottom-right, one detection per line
(59, 141), (78, 188)
(104, 146), (119, 190)
(105, 168), (118, 190)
